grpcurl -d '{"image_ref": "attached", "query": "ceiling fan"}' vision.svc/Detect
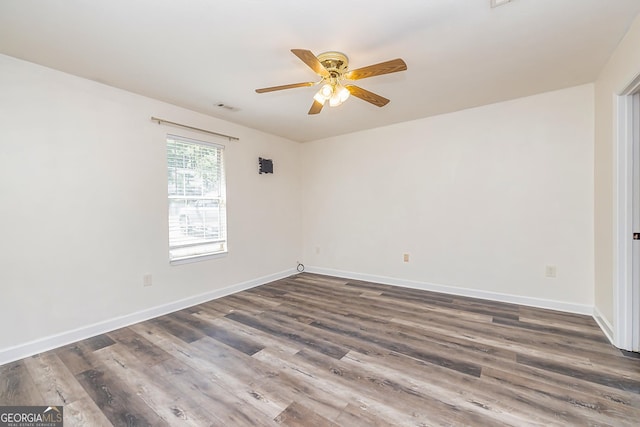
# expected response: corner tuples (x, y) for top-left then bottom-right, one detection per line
(255, 49), (407, 115)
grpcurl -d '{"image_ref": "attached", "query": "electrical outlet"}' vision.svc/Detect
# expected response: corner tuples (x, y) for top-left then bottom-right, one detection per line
(315, 246), (320, 255)
(545, 265), (557, 278)
(143, 274), (153, 287)
(403, 253), (410, 263)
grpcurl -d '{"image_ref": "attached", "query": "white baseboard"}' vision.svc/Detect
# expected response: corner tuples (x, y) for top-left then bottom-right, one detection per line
(3, 266), (610, 367)
(593, 306), (615, 345)
(0, 268), (297, 366)
(305, 266), (594, 315)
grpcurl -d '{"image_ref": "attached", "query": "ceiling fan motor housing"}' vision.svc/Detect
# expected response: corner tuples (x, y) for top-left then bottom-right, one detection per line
(317, 51), (349, 78)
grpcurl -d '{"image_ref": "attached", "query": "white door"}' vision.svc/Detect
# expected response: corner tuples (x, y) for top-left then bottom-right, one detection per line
(615, 79), (640, 352)
(633, 92), (639, 352)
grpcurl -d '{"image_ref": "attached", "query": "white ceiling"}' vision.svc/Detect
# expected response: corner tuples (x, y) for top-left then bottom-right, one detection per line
(1, 0), (639, 142)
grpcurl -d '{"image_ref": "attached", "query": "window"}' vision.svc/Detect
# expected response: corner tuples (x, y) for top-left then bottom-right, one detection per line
(167, 135), (227, 262)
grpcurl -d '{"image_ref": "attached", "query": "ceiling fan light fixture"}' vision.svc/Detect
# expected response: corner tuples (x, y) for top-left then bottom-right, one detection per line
(337, 85), (350, 103)
(329, 92), (342, 107)
(314, 83), (334, 104)
(327, 84), (350, 107)
(313, 91), (327, 104)
(320, 84), (333, 98)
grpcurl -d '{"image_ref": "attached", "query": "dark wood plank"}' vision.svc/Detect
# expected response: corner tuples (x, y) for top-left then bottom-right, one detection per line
(75, 364), (169, 426)
(148, 315), (205, 344)
(23, 353), (88, 406)
(0, 360), (42, 405)
(63, 396), (114, 426)
(481, 366), (640, 426)
(492, 316), (610, 343)
(107, 328), (172, 367)
(55, 341), (104, 376)
(275, 401), (339, 427)
(225, 311), (349, 360)
(83, 334), (116, 351)
(171, 310), (265, 356)
(517, 353), (640, 393)
(94, 342), (227, 425)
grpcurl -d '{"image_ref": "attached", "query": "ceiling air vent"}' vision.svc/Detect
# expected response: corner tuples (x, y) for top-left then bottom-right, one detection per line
(215, 103), (240, 112)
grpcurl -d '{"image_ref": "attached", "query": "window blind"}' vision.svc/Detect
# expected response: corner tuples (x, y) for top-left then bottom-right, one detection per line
(167, 134), (227, 261)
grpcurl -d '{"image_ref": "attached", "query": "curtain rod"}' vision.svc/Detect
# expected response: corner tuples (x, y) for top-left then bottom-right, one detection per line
(151, 116), (239, 141)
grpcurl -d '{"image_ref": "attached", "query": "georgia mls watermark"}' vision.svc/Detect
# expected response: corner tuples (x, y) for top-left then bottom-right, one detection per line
(0, 406), (63, 427)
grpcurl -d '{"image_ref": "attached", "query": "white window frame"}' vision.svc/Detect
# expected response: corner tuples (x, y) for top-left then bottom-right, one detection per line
(166, 134), (227, 263)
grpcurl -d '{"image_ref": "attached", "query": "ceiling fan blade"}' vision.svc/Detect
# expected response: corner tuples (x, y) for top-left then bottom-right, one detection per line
(308, 100), (324, 115)
(343, 58), (407, 80)
(255, 82), (315, 93)
(346, 85), (390, 107)
(291, 49), (330, 78)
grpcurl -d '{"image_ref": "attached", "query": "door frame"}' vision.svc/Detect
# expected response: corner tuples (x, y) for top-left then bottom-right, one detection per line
(614, 74), (640, 351)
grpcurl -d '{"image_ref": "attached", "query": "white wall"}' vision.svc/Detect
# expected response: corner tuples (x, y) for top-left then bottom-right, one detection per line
(0, 54), (301, 358)
(0, 51), (600, 362)
(302, 84), (594, 309)
(594, 14), (640, 327)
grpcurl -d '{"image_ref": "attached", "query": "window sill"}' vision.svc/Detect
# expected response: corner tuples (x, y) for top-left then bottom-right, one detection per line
(170, 251), (228, 266)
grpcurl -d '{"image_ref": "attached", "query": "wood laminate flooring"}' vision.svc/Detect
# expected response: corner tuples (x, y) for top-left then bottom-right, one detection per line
(1, 273), (639, 426)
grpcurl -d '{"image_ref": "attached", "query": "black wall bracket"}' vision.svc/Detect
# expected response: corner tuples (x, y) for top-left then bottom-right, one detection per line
(259, 157), (273, 174)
